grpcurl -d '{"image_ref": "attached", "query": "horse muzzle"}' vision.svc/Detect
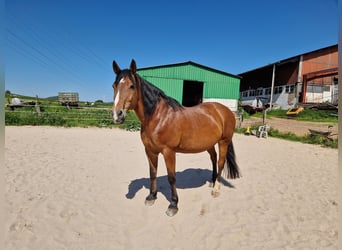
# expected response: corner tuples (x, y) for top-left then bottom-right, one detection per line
(112, 109), (126, 124)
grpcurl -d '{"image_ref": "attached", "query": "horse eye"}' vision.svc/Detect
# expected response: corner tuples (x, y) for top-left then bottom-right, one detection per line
(129, 85), (135, 89)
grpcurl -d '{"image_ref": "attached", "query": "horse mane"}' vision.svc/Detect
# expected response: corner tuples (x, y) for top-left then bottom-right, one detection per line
(137, 74), (183, 117)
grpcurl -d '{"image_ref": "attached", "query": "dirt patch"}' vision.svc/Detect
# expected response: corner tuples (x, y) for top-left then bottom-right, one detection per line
(239, 117), (338, 139)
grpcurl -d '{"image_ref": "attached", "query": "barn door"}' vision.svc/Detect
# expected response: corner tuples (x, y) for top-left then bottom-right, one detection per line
(182, 80), (204, 107)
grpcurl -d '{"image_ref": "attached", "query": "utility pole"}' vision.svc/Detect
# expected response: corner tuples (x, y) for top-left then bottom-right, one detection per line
(269, 63), (276, 110)
(264, 63), (276, 124)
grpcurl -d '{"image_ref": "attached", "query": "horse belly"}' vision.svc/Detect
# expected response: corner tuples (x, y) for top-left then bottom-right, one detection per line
(176, 123), (222, 153)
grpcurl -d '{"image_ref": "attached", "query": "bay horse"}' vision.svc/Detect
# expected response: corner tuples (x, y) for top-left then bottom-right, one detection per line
(112, 60), (240, 216)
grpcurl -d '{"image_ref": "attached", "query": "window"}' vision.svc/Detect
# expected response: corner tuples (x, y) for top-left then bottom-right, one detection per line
(313, 86), (323, 93)
(333, 77), (338, 85)
(265, 88), (271, 95)
(241, 91), (248, 97)
(256, 88), (263, 96)
(323, 86), (330, 92)
(285, 85), (295, 93)
(307, 84), (324, 93)
(290, 85), (295, 93)
(274, 86), (283, 94)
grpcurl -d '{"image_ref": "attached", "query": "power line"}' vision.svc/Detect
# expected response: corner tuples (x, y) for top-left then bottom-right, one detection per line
(6, 36), (50, 69)
(6, 28), (87, 88)
(7, 14), (84, 75)
(6, 12), (110, 88)
(7, 12), (109, 71)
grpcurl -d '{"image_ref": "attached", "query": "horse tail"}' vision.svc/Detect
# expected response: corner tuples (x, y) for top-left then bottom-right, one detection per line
(225, 141), (241, 179)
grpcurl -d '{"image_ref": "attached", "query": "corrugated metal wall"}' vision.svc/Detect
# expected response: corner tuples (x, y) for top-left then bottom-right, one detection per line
(137, 63), (240, 103)
(302, 46), (338, 76)
(142, 76), (183, 103)
(203, 78), (240, 99)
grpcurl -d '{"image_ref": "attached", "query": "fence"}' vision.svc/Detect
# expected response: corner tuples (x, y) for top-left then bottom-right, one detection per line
(5, 104), (140, 129)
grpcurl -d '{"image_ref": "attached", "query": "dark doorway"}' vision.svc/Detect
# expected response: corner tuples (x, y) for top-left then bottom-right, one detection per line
(182, 81), (204, 107)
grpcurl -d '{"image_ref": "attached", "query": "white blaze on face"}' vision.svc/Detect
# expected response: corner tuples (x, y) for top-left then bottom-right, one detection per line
(113, 78), (124, 121)
(113, 90), (120, 121)
(114, 90), (120, 107)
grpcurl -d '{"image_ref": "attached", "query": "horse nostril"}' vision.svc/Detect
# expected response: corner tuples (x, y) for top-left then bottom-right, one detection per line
(112, 109), (125, 123)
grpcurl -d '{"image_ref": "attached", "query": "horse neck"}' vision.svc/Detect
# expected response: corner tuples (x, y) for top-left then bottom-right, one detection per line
(133, 76), (148, 124)
(133, 76), (170, 127)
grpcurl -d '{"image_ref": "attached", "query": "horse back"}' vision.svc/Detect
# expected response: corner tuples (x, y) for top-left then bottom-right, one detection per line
(197, 102), (236, 134)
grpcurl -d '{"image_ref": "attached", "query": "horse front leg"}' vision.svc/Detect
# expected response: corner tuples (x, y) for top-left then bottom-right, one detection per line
(162, 149), (178, 217)
(145, 149), (159, 206)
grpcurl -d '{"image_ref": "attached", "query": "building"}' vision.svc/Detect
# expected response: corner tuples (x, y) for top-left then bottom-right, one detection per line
(137, 61), (241, 111)
(58, 92), (79, 106)
(239, 44), (338, 110)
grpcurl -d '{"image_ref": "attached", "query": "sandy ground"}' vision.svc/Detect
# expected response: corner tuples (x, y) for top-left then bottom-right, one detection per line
(5, 126), (338, 250)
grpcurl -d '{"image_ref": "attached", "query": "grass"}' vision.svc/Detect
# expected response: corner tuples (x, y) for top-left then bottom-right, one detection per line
(5, 92), (141, 130)
(268, 128), (337, 148)
(5, 106), (141, 130)
(5, 93), (338, 147)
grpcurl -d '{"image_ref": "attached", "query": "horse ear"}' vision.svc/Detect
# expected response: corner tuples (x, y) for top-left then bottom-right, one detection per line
(112, 61), (121, 74)
(130, 59), (137, 74)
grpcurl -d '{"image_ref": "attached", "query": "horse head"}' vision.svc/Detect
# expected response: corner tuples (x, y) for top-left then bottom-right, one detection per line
(112, 59), (138, 124)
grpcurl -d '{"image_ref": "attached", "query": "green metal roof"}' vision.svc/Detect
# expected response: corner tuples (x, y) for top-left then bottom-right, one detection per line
(138, 61), (241, 79)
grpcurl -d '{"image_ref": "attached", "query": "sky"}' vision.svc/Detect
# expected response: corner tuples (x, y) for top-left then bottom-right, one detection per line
(5, 0), (338, 102)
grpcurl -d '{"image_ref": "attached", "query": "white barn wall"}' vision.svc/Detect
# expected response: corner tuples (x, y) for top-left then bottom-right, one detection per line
(203, 98), (238, 112)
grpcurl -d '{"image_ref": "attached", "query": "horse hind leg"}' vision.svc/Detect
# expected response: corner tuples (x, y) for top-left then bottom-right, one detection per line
(162, 149), (179, 217)
(211, 140), (229, 197)
(207, 147), (217, 186)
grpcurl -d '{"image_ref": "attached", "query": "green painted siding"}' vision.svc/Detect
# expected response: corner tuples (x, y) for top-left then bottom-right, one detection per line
(203, 78), (240, 99)
(137, 62), (240, 102)
(143, 76), (183, 103)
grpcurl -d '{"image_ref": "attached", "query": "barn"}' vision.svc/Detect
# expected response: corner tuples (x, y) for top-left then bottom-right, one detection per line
(239, 44), (338, 110)
(137, 61), (241, 112)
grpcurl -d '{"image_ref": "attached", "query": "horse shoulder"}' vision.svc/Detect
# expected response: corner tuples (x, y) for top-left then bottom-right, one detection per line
(140, 110), (181, 151)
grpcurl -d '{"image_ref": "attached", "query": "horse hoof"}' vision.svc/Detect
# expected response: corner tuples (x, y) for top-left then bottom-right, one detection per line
(145, 199), (155, 206)
(145, 194), (157, 206)
(211, 190), (220, 198)
(166, 207), (178, 217)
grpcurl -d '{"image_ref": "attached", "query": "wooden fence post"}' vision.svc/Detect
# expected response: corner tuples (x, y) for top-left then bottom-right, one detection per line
(35, 95), (41, 115)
